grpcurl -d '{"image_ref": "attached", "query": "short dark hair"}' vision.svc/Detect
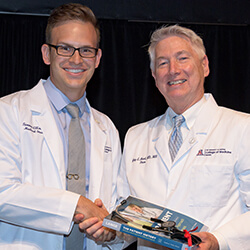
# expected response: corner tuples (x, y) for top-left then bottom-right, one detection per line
(46, 3), (100, 46)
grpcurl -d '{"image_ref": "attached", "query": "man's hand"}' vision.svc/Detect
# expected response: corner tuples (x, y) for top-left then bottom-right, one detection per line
(75, 196), (109, 221)
(74, 213), (84, 223)
(193, 232), (219, 250)
(76, 198), (116, 242)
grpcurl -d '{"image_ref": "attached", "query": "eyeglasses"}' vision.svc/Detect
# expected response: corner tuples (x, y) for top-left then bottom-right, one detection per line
(47, 44), (98, 58)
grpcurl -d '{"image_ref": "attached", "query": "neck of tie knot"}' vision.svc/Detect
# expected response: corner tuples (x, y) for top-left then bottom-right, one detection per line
(173, 115), (185, 129)
(169, 115), (185, 162)
(66, 103), (79, 119)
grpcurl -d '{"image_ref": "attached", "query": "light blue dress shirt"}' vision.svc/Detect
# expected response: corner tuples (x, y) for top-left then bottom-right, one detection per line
(43, 78), (90, 250)
(43, 77), (91, 196)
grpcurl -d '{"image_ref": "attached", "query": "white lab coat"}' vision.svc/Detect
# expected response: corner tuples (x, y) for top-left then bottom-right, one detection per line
(0, 80), (122, 250)
(118, 94), (250, 250)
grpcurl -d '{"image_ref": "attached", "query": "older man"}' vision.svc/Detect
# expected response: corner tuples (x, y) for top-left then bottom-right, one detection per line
(117, 25), (250, 250)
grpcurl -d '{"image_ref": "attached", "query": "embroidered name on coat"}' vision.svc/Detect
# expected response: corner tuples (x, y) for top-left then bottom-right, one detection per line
(104, 146), (112, 153)
(132, 154), (157, 164)
(23, 122), (43, 134)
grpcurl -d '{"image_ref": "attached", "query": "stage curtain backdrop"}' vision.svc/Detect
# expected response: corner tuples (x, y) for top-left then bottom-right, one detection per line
(0, 14), (249, 144)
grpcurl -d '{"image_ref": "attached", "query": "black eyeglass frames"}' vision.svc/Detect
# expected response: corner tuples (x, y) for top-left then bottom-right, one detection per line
(47, 44), (98, 58)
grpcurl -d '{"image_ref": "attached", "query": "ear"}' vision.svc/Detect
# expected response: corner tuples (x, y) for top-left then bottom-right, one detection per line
(202, 55), (210, 77)
(151, 68), (156, 81)
(94, 48), (102, 69)
(41, 44), (51, 65)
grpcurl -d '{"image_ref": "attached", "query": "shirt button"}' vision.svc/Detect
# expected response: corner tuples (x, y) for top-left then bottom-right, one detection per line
(189, 138), (196, 144)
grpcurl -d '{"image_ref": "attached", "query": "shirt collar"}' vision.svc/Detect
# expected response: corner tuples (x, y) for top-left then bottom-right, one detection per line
(166, 95), (206, 130)
(183, 96), (206, 130)
(44, 77), (89, 116)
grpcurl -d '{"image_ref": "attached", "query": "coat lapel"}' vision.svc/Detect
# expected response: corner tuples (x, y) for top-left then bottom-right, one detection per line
(88, 107), (107, 201)
(153, 112), (173, 171)
(155, 94), (220, 167)
(155, 133), (172, 171)
(28, 80), (66, 186)
(174, 94), (219, 163)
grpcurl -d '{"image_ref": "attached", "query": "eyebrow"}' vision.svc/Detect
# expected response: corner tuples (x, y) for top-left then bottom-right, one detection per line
(57, 42), (92, 48)
(156, 56), (168, 61)
(156, 50), (191, 60)
(176, 50), (191, 56)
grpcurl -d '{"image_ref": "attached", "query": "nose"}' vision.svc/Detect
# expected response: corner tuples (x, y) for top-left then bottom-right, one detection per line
(69, 50), (82, 64)
(169, 59), (180, 75)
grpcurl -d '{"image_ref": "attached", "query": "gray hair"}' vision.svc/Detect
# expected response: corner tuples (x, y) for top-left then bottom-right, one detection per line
(148, 25), (206, 72)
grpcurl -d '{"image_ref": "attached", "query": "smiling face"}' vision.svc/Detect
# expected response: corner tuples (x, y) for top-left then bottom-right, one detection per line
(42, 20), (102, 102)
(152, 35), (209, 114)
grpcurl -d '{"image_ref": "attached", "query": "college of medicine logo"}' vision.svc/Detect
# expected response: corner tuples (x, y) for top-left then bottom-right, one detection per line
(196, 148), (232, 156)
(196, 149), (204, 156)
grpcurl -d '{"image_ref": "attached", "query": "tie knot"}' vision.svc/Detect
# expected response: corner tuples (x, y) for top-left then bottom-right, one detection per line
(173, 115), (185, 128)
(66, 104), (80, 119)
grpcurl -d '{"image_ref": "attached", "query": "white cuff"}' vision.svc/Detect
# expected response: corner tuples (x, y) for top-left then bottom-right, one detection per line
(212, 231), (229, 250)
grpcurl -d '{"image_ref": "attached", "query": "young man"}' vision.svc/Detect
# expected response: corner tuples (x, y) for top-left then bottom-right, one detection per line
(0, 3), (121, 250)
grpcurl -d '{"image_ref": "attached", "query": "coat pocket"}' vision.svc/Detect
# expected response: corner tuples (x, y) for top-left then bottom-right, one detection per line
(189, 164), (233, 207)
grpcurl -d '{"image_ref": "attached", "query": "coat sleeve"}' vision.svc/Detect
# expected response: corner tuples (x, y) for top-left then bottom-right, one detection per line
(116, 128), (133, 203)
(212, 211), (250, 250)
(212, 115), (250, 249)
(104, 112), (123, 212)
(0, 94), (79, 235)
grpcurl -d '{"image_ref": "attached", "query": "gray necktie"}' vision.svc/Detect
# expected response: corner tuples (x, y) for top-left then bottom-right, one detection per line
(65, 103), (85, 250)
(169, 115), (185, 162)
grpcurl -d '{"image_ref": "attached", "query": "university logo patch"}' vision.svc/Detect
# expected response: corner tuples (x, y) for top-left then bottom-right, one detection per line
(196, 148), (232, 156)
